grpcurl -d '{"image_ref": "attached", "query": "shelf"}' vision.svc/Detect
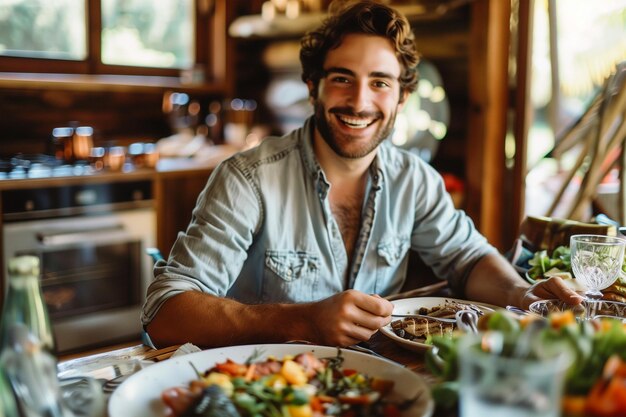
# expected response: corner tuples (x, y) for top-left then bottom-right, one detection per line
(0, 73), (227, 95)
(228, 3), (467, 39)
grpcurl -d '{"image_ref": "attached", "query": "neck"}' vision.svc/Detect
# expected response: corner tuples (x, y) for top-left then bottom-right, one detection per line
(312, 129), (376, 185)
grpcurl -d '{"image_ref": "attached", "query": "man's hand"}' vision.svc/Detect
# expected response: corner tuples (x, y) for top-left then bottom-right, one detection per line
(305, 289), (393, 347)
(519, 276), (584, 309)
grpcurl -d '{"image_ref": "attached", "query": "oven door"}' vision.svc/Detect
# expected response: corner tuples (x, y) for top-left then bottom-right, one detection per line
(3, 208), (155, 353)
(35, 225), (142, 318)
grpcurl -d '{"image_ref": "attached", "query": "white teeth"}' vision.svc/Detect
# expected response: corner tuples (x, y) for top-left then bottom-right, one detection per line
(337, 115), (373, 129)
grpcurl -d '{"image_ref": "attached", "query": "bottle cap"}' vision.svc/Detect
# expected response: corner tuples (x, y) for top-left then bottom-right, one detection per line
(8, 256), (40, 276)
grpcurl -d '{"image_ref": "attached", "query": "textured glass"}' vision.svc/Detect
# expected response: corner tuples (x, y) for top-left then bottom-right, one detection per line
(0, 0), (87, 60)
(0, 256), (55, 354)
(101, 0), (195, 69)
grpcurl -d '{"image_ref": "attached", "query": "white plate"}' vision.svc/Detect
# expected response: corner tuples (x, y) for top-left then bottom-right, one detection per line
(108, 343), (434, 417)
(380, 297), (497, 352)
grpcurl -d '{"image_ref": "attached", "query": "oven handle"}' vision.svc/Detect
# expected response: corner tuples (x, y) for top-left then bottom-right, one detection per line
(36, 225), (134, 246)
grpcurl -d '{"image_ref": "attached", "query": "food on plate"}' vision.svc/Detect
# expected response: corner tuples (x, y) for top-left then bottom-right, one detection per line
(161, 350), (411, 417)
(390, 300), (485, 341)
(426, 310), (626, 416)
(602, 279), (626, 303)
(527, 245), (572, 280)
(390, 316), (455, 341)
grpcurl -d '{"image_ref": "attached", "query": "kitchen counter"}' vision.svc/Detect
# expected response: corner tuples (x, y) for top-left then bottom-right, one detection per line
(0, 144), (239, 191)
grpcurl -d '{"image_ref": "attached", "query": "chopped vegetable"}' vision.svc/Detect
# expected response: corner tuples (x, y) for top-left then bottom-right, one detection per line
(426, 311), (626, 416)
(162, 350), (408, 417)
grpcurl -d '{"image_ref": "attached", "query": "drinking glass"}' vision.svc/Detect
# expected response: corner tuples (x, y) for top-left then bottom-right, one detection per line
(458, 332), (571, 417)
(529, 298), (626, 321)
(570, 234), (626, 300)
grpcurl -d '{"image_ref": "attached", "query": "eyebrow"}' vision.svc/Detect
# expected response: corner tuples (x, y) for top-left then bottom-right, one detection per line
(323, 66), (398, 80)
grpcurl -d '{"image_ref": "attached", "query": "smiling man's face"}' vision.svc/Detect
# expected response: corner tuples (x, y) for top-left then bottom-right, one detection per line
(311, 33), (406, 159)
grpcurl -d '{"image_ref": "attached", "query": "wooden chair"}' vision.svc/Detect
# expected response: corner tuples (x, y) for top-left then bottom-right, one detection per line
(545, 62), (626, 223)
(519, 215), (616, 253)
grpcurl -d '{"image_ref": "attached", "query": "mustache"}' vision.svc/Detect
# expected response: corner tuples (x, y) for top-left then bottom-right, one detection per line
(329, 107), (382, 119)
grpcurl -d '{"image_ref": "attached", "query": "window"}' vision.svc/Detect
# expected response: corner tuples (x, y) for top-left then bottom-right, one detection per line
(101, 0), (194, 69)
(0, 0), (220, 79)
(524, 0), (626, 219)
(0, 0), (87, 61)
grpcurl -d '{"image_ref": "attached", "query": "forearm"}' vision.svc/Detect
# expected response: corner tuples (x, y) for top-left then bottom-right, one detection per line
(464, 252), (530, 308)
(146, 291), (313, 348)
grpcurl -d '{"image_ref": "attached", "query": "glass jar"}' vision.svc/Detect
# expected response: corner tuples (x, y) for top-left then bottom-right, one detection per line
(0, 255), (55, 354)
(51, 127), (75, 163)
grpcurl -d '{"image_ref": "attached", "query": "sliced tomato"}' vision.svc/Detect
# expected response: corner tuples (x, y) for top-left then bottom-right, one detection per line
(586, 377), (626, 416)
(213, 359), (248, 377)
(161, 386), (196, 417)
(309, 396), (324, 412)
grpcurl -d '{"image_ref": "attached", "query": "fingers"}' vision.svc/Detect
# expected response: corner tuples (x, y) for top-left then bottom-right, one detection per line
(353, 290), (394, 317)
(540, 277), (584, 303)
(522, 277), (584, 309)
(310, 290), (393, 346)
(347, 291), (393, 329)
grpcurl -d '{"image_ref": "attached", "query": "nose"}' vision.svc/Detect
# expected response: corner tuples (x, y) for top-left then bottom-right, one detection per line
(348, 81), (372, 112)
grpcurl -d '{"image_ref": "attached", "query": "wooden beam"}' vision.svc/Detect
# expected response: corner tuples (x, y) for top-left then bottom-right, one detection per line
(510, 0), (535, 242)
(467, 0), (511, 250)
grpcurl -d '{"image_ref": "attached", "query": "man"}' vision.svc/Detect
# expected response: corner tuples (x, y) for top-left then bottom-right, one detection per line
(142, 1), (581, 349)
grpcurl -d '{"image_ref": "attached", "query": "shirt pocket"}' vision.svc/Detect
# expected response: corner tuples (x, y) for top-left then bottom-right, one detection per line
(263, 250), (319, 302)
(376, 236), (410, 293)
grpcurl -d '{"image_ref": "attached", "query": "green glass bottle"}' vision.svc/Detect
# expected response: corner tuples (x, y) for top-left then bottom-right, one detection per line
(0, 256), (54, 354)
(0, 364), (19, 417)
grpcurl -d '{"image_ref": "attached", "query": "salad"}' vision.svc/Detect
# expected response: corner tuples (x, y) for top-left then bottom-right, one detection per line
(426, 310), (626, 416)
(161, 350), (410, 417)
(526, 245), (572, 280)
(526, 246), (626, 302)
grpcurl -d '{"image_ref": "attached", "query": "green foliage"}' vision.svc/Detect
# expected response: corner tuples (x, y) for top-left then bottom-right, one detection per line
(527, 245), (571, 279)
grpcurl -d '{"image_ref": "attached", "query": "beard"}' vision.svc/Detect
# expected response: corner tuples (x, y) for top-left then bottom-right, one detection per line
(313, 100), (397, 159)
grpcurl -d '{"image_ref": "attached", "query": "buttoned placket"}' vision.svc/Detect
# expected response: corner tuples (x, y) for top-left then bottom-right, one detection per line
(346, 166), (382, 289)
(315, 172), (350, 285)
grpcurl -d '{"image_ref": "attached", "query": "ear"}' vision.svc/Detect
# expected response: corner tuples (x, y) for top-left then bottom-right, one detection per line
(397, 90), (410, 110)
(306, 80), (317, 102)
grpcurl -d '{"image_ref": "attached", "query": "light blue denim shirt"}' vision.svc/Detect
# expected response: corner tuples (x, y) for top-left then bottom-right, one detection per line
(141, 117), (495, 326)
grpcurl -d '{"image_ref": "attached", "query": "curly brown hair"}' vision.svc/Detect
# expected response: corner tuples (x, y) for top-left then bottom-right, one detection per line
(300, 0), (420, 99)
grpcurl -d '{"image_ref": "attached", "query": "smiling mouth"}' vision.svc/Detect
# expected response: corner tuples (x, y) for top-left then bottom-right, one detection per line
(335, 114), (377, 129)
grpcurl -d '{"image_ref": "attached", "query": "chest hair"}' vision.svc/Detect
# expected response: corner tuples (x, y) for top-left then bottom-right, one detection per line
(330, 193), (364, 263)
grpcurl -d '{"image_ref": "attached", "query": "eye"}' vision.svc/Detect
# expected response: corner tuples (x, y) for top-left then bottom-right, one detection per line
(329, 75), (351, 84)
(372, 80), (391, 88)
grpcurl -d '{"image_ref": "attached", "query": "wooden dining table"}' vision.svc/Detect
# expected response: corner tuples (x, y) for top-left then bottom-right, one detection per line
(56, 328), (457, 417)
(56, 282), (459, 416)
